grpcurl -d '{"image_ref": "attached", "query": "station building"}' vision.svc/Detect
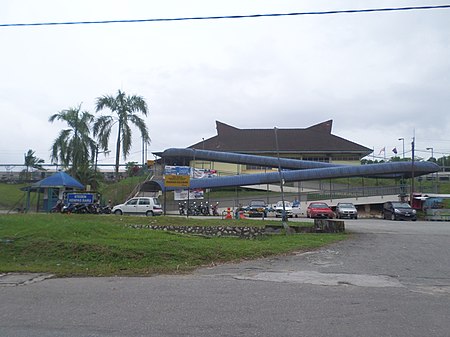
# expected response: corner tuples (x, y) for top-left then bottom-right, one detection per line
(172, 120), (372, 176)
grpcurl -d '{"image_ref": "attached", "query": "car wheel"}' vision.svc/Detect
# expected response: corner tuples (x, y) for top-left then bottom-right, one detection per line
(114, 209), (122, 216)
(391, 213), (396, 221)
(354, 215), (358, 220)
(146, 210), (154, 217)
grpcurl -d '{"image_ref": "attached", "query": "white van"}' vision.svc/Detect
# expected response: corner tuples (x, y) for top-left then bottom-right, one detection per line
(112, 197), (163, 216)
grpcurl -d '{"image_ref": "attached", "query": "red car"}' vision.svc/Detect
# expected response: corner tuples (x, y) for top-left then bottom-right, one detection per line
(306, 202), (334, 219)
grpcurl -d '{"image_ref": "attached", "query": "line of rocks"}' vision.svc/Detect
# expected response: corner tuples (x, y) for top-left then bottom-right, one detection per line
(126, 220), (344, 239)
(127, 224), (265, 239)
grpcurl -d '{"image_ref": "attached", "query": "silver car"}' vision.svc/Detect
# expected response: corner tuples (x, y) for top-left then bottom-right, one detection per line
(112, 197), (163, 216)
(335, 202), (358, 219)
(274, 201), (294, 218)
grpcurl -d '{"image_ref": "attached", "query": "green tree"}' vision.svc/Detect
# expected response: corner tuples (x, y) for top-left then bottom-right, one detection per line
(75, 162), (103, 190)
(125, 161), (141, 177)
(22, 149), (46, 180)
(437, 155), (450, 171)
(93, 90), (150, 179)
(49, 105), (97, 175)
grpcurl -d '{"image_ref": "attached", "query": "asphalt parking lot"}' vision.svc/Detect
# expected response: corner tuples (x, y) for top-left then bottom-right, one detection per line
(1, 219), (449, 337)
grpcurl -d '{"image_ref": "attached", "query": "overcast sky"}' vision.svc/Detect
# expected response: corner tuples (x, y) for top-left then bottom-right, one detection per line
(1, 0), (449, 170)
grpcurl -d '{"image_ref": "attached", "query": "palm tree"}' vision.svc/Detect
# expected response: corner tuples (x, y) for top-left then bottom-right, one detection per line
(23, 149), (46, 180)
(49, 105), (97, 175)
(93, 90), (150, 179)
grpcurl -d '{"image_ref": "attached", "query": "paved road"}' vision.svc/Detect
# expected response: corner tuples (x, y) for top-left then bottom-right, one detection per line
(1, 219), (449, 337)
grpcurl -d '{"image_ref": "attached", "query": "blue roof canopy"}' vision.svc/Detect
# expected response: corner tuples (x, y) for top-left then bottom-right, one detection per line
(31, 171), (84, 189)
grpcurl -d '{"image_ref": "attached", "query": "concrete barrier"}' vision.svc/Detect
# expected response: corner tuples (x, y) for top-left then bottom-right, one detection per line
(313, 219), (345, 233)
(425, 209), (450, 221)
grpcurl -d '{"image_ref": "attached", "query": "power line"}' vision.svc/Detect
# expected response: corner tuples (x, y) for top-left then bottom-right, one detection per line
(1, 4), (450, 28)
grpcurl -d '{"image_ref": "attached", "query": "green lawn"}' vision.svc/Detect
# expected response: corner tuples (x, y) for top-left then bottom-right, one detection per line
(0, 183), (29, 209)
(0, 214), (346, 277)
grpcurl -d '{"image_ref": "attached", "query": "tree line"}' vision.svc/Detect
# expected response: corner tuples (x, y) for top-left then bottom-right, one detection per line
(24, 89), (150, 186)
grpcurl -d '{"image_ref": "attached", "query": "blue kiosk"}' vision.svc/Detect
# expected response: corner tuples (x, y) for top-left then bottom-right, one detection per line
(23, 171), (85, 212)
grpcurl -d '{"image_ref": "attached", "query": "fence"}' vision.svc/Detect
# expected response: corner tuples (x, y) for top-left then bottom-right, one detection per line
(161, 182), (438, 214)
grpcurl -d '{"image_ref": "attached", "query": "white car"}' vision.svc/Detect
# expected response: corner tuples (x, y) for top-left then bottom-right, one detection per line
(274, 201), (294, 218)
(112, 197), (163, 216)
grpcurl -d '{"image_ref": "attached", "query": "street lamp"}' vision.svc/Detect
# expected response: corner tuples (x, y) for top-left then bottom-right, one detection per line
(426, 147), (437, 192)
(274, 127), (289, 232)
(201, 138), (205, 168)
(426, 147), (434, 160)
(398, 137), (405, 159)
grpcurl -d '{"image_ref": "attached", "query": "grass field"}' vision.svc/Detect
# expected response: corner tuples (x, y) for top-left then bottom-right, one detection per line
(0, 214), (346, 277)
(0, 182), (29, 209)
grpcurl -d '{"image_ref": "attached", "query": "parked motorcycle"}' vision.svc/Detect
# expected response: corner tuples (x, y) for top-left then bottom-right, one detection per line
(187, 202), (201, 216)
(98, 205), (112, 214)
(61, 203), (89, 214)
(50, 200), (64, 213)
(211, 202), (219, 216)
(61, 203), (76, 214)
(200, 202), (210, 216)
(178, 202), (186, 215)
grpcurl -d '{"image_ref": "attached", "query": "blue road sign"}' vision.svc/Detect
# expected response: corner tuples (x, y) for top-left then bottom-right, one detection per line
(66, 193), (95, 204)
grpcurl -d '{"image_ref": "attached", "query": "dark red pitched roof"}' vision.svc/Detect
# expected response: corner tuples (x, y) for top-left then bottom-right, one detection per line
(190, 120), (371, 156)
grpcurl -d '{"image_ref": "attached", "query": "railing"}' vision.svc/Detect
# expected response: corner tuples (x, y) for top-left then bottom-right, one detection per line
(162, 184), (430, 213)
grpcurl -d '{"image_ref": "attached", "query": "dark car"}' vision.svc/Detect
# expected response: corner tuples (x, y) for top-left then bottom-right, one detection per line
(245, 200), (268, 217)
(383, 201), (417, 221)
(307, 202), (334, 219)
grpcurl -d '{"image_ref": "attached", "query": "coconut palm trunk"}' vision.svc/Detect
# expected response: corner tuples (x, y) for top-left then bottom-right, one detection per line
(115, 123), (122, 178)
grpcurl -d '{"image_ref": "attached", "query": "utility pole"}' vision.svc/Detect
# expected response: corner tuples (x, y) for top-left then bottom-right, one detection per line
(274, 127), (289, 232)
(398, 137), (405, 159)
(411, 136), (415, 202)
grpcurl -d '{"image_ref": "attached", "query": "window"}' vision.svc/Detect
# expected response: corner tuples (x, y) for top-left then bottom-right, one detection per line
(245, 165), (270, 170)
(302, 157), (330, 163)
(139, 198), (150, 205)
(126, 199), (138, 205)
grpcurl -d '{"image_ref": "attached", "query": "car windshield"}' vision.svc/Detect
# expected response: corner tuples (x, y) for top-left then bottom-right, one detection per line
(250, 201), (265, 207)
(391, 202), (411, 208)
(339, 203), (355, 208)
(277, 201), (292, 207)
(310, 203), (328, 208)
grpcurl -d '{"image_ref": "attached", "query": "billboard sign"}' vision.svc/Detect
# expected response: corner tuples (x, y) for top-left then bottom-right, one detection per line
(164, 175), (191, 187)
(164, 166), (191, 176)
(174, 189), (204, 200)
(164, 166), (191, 188)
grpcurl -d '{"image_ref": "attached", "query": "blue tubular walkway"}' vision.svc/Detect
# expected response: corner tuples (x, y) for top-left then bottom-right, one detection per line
(162, 148), (340, 170)
(159, 148), (439, 190)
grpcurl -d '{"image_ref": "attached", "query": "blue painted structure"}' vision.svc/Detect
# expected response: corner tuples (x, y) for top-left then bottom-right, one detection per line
(22, 171), (85, 212)
(157, 148), (439, 191)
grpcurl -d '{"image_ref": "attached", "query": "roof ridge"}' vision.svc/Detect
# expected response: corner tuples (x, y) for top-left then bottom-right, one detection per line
(305, 120), (333, 133)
